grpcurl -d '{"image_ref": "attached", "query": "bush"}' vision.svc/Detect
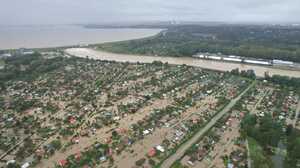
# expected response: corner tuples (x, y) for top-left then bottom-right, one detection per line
(135, 158), (146, 166)
(50, 139), (62, 150)
(148, 158), (156, 166)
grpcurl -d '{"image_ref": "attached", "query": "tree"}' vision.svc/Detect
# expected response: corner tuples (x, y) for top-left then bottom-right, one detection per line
(241, 113), (283, 148)
(50, 140), (62, 150)
(286, 129), (300, 168)
(148, 159), (156, 166)
(135, 158), (146, 166)
(7, 163), (21, 168)
(241, 113), (257, 137)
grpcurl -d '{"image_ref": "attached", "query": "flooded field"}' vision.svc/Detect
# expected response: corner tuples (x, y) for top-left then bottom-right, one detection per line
(66, 48), (300, 78)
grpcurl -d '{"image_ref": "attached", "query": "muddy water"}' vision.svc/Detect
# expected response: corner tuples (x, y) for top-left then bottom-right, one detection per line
(0, 25), (162, 50)
(65, 48), (300, 78)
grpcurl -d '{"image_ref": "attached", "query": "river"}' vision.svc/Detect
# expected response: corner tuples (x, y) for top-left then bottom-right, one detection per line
(0, 25), (162, 50)
(65, 48), (300, 78)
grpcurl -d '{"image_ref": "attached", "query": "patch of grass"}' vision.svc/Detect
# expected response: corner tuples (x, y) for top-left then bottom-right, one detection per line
(248, 137), (273, 168)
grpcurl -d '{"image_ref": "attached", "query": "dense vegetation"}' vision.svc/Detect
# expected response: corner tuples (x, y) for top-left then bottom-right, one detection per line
(247, 137), (273, 168)
(241, 113), (284, 168)
(266, 75), (300, 94)
(98, 25), (300, 62)
(241, 113), (300, 168)
(241, 113), (284, 148)
(285, 127), (300, 168)
(0, 53), (70, 90)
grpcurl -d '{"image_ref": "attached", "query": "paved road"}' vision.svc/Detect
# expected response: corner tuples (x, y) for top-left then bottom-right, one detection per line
(160, 82), (255, 168)
(293, 100), (300, 127)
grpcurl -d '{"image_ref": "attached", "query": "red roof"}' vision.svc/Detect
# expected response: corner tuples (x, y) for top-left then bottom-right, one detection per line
(75, 152), (81, 161)
(58, 159), (68, 167)
(69, 117), (76, 124)
(239, 112), (245, 118)
(108, 148), (113, 156)
(148, 148), (156, 157)
(116, 128), (127, 134)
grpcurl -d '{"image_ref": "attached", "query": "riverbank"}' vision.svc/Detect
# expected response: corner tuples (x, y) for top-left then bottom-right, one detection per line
(65, 48), (300, 78)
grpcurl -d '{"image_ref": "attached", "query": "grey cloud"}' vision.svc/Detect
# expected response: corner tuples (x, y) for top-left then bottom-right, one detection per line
(0, 0), (299, 25)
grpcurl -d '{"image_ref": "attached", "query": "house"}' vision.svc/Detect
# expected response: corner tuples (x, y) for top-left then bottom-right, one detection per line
(116, 128), (127, 134)
(35, 148), (45, 157)
(83, 165), (91, 168)
(187, 160), (195, 166)
(21, 162), (30, 168)
(6, 160), (16, 165)
(58, 159), (68, 167)
(75, 152), (82, 161)
(71, 137), (80, 144)
(197, 148), (207, 161)
(143, 130), (150, 135)
(69, 116), (77, 124)
(146, 147), (156, 157)
(113, 116), (120, 121)
(80, 130), (89, 136)
(108, 148), (113, 156)
(156, 145), (165, 153)
(99, 156), (107, 162)
(227, 163), (234, 168)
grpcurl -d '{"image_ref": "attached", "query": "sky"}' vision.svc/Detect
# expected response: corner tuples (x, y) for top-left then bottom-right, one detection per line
(1, 0), (300, 25)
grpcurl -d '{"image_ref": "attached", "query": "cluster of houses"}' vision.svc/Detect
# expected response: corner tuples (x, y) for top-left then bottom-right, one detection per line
(0, 51), (260, 168)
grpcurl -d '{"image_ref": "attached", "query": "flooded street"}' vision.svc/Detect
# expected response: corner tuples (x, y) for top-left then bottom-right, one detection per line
(66, 48), (300, 78)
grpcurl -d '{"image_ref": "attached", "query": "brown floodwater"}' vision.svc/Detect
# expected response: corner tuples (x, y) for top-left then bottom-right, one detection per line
(0, 25), (162, 50)
(65, 48), (300, 78)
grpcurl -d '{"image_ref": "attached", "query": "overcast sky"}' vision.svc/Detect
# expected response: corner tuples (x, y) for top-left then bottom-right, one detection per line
(1, 0), (300, 25)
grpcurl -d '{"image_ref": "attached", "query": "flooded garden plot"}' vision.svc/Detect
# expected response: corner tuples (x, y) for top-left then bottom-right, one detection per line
(0, 52), (252, 168)
(170, 80), (300, 168)
(179, 110), (247, 168)
(175, 86), (259, 168)
(252, 83), (299, 125)
(106, 76), (250, 168)
(0, 56), (173, 167)
(33, 63), (211, 167)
